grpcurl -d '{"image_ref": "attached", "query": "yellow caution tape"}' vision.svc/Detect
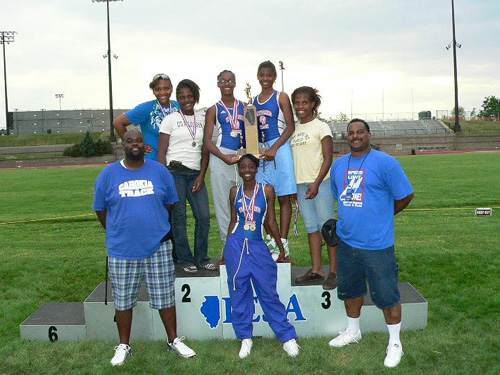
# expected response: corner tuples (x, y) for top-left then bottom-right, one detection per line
(1, 206), (498, 225)
(0, 213), (94, 225)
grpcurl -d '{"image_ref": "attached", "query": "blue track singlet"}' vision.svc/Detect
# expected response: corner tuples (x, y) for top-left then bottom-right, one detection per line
(216, 100), (246, 151)
(232, 182), (267, 241)
(253, 91), (285, 143)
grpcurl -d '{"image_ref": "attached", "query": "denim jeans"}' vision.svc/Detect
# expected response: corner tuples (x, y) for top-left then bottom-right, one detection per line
(297, 178), (336, 233)
(337, 240), (400, 309)
(169, 167), (211, 267)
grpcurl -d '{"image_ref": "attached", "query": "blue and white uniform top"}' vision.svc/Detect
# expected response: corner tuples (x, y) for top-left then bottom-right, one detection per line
(215, 100), (246, 151)
(253, 91), (285, 143)
(231, 182), (267, 241)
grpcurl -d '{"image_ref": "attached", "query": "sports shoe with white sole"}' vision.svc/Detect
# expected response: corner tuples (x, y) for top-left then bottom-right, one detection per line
(182, 264), (198, 273)
(199, 260), (217, 271)
(110, 343), (131, 366)
(283, 339), (300, 357)
(384, 342), (403, 368)
(282, 238), (290, 258)
(168, 336), (196, 358)
(266, 235), (280, 260)
(239, 338), (253, 359)
(328, 329), (362, 347)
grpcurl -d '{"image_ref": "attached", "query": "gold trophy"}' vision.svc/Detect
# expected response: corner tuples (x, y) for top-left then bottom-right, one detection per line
(238, 83), (260, 156)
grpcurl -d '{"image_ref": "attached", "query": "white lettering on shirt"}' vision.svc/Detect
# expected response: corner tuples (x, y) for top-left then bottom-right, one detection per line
(118, 180), (155, 198)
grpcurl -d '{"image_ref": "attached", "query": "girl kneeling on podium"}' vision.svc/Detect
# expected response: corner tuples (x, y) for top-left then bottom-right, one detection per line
(220, 154), (299, 359)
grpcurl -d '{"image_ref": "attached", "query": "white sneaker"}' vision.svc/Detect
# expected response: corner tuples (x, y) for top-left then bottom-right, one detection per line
(283, 339), (300, 357)
(169, 336), (196, 358)
(266, 235), (280, 260)
(328, 329), (362, 347)
(281, 238), (290, 258)
(110, 343), (131, 366)
(239, 338), (253, 359)
(384, 342), (403, 368)
(182, 264), (198, 273)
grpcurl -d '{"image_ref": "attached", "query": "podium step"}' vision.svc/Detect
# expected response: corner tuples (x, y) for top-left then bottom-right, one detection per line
(20, 265), (427, 341)
(20, 302), (86, 342)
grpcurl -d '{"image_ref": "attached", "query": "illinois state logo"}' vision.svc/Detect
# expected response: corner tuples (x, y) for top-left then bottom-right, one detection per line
(199, 294), (306, 329)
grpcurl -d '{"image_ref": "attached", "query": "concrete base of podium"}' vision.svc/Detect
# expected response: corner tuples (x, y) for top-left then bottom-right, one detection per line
(20, 264), (427, 342)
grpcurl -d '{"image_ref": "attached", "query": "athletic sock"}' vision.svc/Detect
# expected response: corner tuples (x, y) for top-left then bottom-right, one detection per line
(387, 322), (402, 345)
(346, 316), (360, 334)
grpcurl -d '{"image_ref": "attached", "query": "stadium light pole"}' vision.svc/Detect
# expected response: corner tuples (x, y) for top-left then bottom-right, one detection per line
(55, 93), (64, 110)
(279, 61), (285, 92)
(92, 0), (122, 142)
(450, 0), (461, 132)
(1, 31), (16, 135)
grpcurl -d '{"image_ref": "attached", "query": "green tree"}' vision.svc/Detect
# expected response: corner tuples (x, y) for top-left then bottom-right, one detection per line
(478, 96), (500, 118)
(80, 131), (96, 157)
(336, 112), (349, 122)
(451, 106), (465, 117)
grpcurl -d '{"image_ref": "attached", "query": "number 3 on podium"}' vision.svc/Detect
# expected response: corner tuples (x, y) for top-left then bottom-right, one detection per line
(321, 291), (331, 309)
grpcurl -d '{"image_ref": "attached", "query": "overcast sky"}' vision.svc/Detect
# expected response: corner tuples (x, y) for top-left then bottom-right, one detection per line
(1, 0), (499, 129)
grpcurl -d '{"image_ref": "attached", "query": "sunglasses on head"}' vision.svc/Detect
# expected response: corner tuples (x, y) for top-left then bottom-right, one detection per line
(153, 73), (170, 81)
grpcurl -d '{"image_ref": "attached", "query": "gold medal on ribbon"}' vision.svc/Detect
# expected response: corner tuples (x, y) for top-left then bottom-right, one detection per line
(240, 183), (259, 233)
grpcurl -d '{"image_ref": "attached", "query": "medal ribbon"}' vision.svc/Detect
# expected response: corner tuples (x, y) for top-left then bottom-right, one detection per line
(218, 100), (240, 131)
(179, 110), (197, 142)
(157, 100), (173, 118)
(240, 183), (259, 224)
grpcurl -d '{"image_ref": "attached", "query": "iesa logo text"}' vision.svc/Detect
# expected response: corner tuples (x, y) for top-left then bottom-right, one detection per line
(200, 294), (306, 329)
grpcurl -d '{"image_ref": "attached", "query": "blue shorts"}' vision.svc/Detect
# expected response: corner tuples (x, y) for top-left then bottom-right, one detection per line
(257, 138), (297, 196)
(337, 240), (400, 309)
(297, 178), (335, 234)
(108, 241), (175, 311)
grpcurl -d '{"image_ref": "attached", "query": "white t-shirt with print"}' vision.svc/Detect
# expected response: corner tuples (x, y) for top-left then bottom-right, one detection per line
(160, 111), (204, 171)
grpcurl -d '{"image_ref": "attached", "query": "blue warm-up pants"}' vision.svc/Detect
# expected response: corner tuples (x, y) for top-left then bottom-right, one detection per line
(224, 235), (297, 343)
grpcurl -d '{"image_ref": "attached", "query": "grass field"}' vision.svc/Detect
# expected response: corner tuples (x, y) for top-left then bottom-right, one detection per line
(441, 119), (500, 135)
(1, 152), (500, 374)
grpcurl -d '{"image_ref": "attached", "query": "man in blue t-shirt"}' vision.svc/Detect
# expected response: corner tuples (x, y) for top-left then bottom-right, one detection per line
(93, 129), (195, 366)
(329, 119), (414, 368)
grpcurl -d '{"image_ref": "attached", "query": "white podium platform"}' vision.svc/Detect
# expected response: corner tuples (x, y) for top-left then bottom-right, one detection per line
(20, 264), (427, 342)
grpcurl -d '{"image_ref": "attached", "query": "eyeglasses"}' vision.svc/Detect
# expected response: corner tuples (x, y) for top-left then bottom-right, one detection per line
(153, 73), (170, 81)
(218, 78), (235, 85)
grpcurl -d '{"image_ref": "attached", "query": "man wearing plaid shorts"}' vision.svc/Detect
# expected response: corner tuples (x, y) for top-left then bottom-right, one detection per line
(94, 129), (196, 366)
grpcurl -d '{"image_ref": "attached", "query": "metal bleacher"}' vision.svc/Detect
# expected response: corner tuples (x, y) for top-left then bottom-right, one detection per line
(329, 119), (451, 139)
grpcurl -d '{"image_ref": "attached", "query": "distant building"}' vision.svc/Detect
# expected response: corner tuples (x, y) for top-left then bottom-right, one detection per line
(12, 108), (208, 135)
(12, 109), (129, 135)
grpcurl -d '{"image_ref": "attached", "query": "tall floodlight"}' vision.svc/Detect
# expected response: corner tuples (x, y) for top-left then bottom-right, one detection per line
(1, 31), (16, 135)
(55, 94), (64, 110)
(450, 0), (461, 132)
(92, 0), (122, 142)
(279, 61), (285, 92)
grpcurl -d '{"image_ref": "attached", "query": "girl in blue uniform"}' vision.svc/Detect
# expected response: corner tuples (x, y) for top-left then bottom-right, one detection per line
(221, 154), (299, 359)
(204, 70), (246, 244)
(253, 61), (297, 258)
